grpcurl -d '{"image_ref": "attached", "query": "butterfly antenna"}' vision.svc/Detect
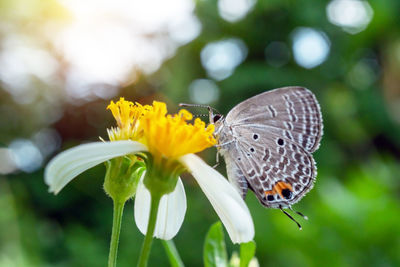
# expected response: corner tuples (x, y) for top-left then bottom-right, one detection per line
(179, 103), (208, 108)
(289, 206), (308, 220)
(193, 114), (209, 118)
(179, 103), (220, 114)
(280, 206), (302, 230)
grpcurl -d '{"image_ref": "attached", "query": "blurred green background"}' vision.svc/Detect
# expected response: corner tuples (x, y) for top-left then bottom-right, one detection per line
(1, 0), (400, 266)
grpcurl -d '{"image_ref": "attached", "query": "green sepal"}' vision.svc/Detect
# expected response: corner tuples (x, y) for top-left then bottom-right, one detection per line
(103, 155), (146, 203)
(142, 153), (185, 199)
(203, 221), (228, 267)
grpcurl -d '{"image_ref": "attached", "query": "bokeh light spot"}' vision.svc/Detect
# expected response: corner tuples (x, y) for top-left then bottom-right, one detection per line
(264, 41), (291, 68)
(200, 38), (248, 80)
(0, 148), (17, 174)
(9, 139), (43, 173)
(218, 0), (256, 23)
(56, 21), (138, 86)
(292, 27), (330, 69)
(188, 79), (220, 104)
(0, 35), (59, 103)
(348, 58), (379, 89)
(327, 0), (373, 34)
(169, 15), (202, 45)
(33, 128), (62, 158)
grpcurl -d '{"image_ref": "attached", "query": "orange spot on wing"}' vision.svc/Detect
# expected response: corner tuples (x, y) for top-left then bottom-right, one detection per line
(265, 181), (293, 198)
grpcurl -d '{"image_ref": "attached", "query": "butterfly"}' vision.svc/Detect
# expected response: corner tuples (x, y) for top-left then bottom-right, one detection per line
(182, 86), (323, 228)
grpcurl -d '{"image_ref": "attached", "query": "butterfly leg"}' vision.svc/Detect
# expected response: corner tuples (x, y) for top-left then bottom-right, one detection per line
(212, 152), (220, 169)
(215, 140), (235, 148)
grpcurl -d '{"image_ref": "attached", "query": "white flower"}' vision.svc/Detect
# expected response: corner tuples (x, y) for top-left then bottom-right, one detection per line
(44, 140), (254, 243)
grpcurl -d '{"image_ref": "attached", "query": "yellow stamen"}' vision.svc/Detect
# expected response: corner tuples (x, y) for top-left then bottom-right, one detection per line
(106, 97), (150, 141)
(141, 101), (216, 161)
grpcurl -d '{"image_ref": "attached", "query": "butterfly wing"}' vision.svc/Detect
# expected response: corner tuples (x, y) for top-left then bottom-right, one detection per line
(227, 127), (317, 208)
(219, 87), (322, 208)
(225, 86), (322, 153)
(223, 152), (249, 199)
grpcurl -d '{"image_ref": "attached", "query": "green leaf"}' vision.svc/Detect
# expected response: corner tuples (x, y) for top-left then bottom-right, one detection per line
(239, 241), (256, 267)
(203, 222), (228, 267)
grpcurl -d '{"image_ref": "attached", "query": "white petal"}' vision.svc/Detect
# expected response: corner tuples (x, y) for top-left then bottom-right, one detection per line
(180, 154), (254, 244)
(134, 176), (186, 240)
(44, 140), (147, 194)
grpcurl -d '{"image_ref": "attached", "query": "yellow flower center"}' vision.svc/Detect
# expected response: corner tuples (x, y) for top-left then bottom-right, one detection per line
(107, 98), (215, 161)
(107, 97), (150, 141)
(140, 101), (216, 161)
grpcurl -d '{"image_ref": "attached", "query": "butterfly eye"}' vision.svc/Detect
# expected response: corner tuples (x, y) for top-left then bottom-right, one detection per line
(213, 114), (222, 123)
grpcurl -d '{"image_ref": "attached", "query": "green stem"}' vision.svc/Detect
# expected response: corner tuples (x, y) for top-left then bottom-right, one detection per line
(162, 240), (185, 267)
(137, 194), (161, 267)
(108, 201), (125, 267)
